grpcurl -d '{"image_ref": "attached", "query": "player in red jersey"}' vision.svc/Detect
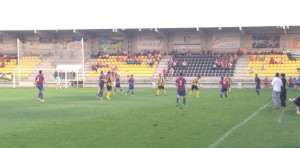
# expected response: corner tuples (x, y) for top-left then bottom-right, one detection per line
(175, 73), (187, 106)
(219, 77), (228, 100)
(35, 70), (46, 102)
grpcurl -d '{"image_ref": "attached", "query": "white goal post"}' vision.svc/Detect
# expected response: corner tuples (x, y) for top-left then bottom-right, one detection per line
(13, 68), (82, 88)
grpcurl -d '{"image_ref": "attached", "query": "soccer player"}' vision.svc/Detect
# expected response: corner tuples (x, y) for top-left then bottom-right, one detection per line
(126, 75), (134, 96)
(35, 70), (46, 102)
(219, 77), (228, 100)
(188, 76), (201, 98)
(255, 74), (261, 96)
(264, 76), (269, 88)
(98, 71), (106, 100)
(55, 71), (61, 89)
(106, 72), (113, 99)
(175, 73), (187, 106)
(225, 74), (232, 93)
(156, 74), (167, 96)
(114, 74), (123, 94)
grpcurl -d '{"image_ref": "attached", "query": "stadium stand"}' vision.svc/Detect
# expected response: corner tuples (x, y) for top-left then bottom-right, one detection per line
(0, 56), (41, 77)
(86, 55), (158, 77)
(247, 54), (299, 77)
(169, 53), (237, 77)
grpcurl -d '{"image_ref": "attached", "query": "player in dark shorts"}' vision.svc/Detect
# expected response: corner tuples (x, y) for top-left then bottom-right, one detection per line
(219, 77), (228, 100)
(126, 75), (135, 96)
(106, 72), (113, 99)
(255, 74), (261, 96)
(188, 76), (201, 98)
(114, 74), (123, 94)
(35, 70), (46, 102)
(156, 74), (167, 96)
(175, 73), (187, 106)
(98, 71), (106, 100)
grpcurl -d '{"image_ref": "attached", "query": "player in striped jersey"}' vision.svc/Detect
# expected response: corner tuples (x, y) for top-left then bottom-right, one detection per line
(114, 74), (123, 94)
(156, 74), (167, 96)
(175, 73), (187, 106)
(35, 70), (46, 102)
(106, 72), (113, 99)
(188, 76), (201, 98)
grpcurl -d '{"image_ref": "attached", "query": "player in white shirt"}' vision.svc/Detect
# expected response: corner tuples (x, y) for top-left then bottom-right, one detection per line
(270, 73), (283, 109)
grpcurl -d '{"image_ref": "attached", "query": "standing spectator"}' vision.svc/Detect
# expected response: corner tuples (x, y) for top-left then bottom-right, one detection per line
(261, 64), (266, 70)
(271, 48), (275, 54)
(289, 76), (294, 88)
(280, 73), (287, 107)
(163, 68), (167, 79)
(169, 67), (174, 78)
(270, 73), (283, 109)
(182, 60), (187, 67)
(264, 76), (269, 88)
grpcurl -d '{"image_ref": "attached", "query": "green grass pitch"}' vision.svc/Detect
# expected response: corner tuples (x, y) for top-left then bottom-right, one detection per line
(0, 87), (300, 148)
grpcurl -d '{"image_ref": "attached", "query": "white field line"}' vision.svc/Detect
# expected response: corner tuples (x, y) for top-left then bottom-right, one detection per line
(277, 108), (285, 123)
(208, 101), (271, 148)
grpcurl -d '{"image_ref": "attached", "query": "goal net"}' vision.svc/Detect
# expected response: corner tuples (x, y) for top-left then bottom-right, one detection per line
(13, 68), (82, 88)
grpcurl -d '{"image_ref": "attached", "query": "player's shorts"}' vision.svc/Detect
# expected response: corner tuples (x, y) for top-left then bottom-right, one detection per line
(158, 86), (164, 89)
(129, 85), (134, 90)
(107, 86), (112, 91)
(115, 83), (121, 88)
(177, 91), (186, 96)
(221, 88), (227, 93)
(99, 84), (104, 90)
(191, 85), (198, 90)
(37, 86), (44, 91)
(256, 85), (261, 89)
(56, 81), (60, 85)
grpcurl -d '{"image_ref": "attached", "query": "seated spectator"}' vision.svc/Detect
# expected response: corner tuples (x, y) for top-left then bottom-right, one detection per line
(187, 50), (192, 56)
(172, 62), (177, 67)
(250, 67), (254, 73)
(258, 48), (261, 55)
(122, 55), (127, 62)
(106, 62), (109, 67)
(137, 59), (142, 64)
(274, 58), (279, 64)
(241, 49), (246, 56)
(111, 65), (115, 71)
(261, 64), (266, 70)
(1, 62), (5, 67)
(271, 48), (275, 54)
(264, 55), (267, 61)
(91, 64), (97, 70)
(270, 57), (274, 64)
(146, 58), (151, 65)
(250, 49), (254, 55)
(116, 56), (120, 62)
(150, 59), (154, 67)
(182, 60), (187, 67)
(114, 65), (118, 71)
(212, 64), (217, 69)
(280, 58), (284, 64)
(249, 55), (254, 61)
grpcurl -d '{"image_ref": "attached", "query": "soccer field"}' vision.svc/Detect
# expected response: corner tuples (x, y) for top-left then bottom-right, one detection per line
(0, 88), (300, 148)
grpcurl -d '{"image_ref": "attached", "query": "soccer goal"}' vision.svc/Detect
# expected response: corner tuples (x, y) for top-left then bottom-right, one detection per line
(13, 67), (83, 88)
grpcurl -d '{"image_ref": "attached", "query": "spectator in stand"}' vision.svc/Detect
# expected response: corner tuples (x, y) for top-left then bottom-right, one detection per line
(249, 55), (254, 61)
(289, 76), (294, 88)
(250, 49), (254, 55)
(264, 55), (267, 61)
(91, 64), (97, 70)
(187, 50), (192, 56)
(271, 48), (275, 54)
(261, 64), (266, 70)
(212, 63), (217, 69)
(147, 52), (152, 58)
(270, 57), (274, 64)
(182, 60), (187, 67)
(274, 58), (279, 64)
(280, 58), (284, 64)
(163, 68), (167, 79)
(169, 67), (174, 77)
(150, 59), (154, 67)
(114, 65), (118, 71)
(258, 48), (261, 55)
(264, 76), (269, 88)
(122, 55), (127, 62)
(137, 59), (142, 64)
(200, 49), (204, 55)
(172, 61), (177, 67)
(250, 67), (254, 73)
(106, 62), (109, 67)
(241, 49), (246, 56)
(146, 58), (151, 65)
(116, 56), (120, 62)
(111, 65), (115, 71)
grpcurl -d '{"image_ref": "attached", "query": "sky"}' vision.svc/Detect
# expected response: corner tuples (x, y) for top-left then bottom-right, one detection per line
(0, 0), (299, 30)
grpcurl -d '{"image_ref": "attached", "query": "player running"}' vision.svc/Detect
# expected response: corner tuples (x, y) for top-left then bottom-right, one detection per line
(35, 70), (46, 102)
(156, 74), (167, 96)
(175, 73), (187, 106)
(225, 75), (232, 93)
(126, 75), (134, 96)
(54, 71), (61, 89)
(98, 71), (106, 100)
(219, 77), (228, 100)
(106, 72), (113, 99)
(188, 76), (201, 98)
(114, 74), (123, 94)
(255, 74), (261, 96)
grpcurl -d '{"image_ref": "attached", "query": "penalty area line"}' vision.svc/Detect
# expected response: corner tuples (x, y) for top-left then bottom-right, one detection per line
(208, 101), (271, 148)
